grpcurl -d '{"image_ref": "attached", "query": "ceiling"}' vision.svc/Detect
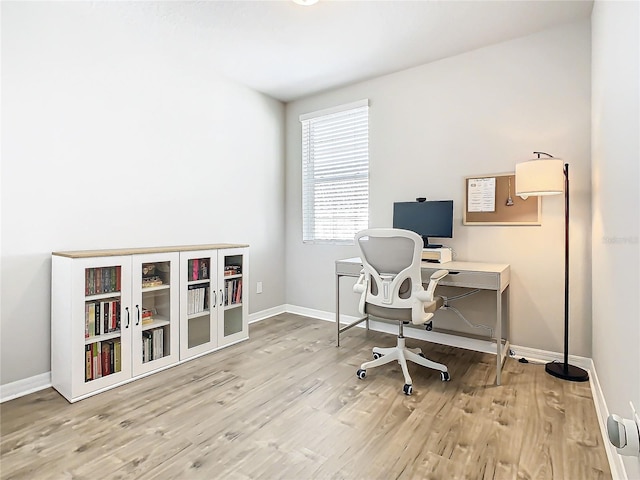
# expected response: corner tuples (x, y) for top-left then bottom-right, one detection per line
(139, 0), (594, 103)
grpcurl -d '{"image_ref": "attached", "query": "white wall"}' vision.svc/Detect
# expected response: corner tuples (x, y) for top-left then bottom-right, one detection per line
(285, 21), (592, 356)
(591, 1), (640, 478)
(1, 2), (286, 385)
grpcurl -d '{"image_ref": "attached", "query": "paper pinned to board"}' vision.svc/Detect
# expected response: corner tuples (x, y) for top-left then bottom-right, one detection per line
(467, 177), (496, 212)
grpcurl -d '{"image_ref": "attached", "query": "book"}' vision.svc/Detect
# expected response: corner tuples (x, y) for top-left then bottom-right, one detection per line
(108, 341), (115, 374)
(101, 343), (111, 376)
(236, 279), (242, 304)
(85, 345), (92, 381)
(102, 301), (109, 334)
(89, 303), (94, 336)
(92, 342), (101, 379)
(110, 267), (116, 293)
(111, 300), (116, 331)
(152, 328), (164, 360)
(85, 303), (90, 338)
(114, 340), (121, 373)
(142, 331), (153, 363)
(116, 266), (121, 292)
(94, 302), (101, 336)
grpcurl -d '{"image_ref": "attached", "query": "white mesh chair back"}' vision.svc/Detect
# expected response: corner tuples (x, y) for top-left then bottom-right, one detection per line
(354, 229), (423, 311)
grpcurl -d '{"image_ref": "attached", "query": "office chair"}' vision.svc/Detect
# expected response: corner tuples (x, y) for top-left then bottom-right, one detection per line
(353, 228), (450, 395)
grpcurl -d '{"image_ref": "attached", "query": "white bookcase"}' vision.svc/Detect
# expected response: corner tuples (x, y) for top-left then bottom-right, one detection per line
(52, 244), (248, 402)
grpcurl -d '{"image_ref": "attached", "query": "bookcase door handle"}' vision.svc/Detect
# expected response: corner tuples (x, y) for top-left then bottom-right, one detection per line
(136, 305), (140, 326)
(125, 306), (130, 328)
(219, 289), (224, 307)
(212, 290), (217, 308)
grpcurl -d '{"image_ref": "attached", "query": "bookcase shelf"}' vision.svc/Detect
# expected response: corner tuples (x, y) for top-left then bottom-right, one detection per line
(142, 318), (170, 330)
(52, 243), (248, 402)
(224, 303), (242, 311)
(142, 284), (171, 293)
(86, 292), (122, 302)
(85, 331), (121, 344)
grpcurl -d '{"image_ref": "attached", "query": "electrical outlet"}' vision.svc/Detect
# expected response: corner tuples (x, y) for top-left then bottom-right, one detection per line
(256, 281), (263, 294)
(607, 401), (640, 456)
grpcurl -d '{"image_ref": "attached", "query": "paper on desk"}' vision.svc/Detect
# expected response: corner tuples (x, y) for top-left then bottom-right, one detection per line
(468, 178), (496, 212)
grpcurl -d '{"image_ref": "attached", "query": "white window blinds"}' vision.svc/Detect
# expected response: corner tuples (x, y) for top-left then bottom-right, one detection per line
(300, 100), (369, 244)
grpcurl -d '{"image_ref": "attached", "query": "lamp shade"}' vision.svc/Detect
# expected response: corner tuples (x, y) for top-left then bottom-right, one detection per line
(515, 158), (564, 196)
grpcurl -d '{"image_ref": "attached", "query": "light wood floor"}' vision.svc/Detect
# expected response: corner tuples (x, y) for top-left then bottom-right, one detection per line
(1, 313), (611, 480)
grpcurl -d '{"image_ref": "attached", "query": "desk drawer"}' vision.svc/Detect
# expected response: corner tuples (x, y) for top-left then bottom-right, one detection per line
(336, 260), (363, 276)
(422, 268), (499, 290)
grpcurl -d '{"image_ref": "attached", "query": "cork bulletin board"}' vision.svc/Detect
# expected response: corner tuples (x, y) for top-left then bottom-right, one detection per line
(463, 173), (541, 225)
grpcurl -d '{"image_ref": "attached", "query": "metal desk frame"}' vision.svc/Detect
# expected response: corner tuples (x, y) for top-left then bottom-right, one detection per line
(335, 257), (510, 385)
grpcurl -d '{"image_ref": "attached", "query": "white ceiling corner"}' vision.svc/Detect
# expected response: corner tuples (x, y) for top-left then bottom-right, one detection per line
(129, 0), (595, 102)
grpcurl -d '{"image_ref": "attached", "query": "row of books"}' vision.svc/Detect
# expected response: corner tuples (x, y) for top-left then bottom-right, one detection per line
(187, 285), (209, 315)
(85, 300), (120, 338)
(188, 258), (210, 282)
(224, 264), (242, 276)
(224, 278), (242, 306)
(85, 339), (121, 382)
(142, 328), (165, 363)
(85, 266), (121, 296)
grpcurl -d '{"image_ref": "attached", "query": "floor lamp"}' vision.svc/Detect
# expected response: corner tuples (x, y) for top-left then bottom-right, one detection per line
(515, 152), (589, 382)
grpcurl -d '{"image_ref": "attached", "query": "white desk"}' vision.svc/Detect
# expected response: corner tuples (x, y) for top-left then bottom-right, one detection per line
(335, 257), (510, 385)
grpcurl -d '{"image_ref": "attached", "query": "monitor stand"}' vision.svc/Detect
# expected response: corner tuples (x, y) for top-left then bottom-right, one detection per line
(422, 236), (443, 249)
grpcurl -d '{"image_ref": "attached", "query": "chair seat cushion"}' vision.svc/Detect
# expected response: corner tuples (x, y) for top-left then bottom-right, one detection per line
(364, 296), (444, 322)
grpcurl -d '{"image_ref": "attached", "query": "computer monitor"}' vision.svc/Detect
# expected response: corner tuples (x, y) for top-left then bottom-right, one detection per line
(392, 200), (454, 248)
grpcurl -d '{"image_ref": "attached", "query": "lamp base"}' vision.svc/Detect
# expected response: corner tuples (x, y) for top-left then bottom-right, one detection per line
(545, 361), (589, 382)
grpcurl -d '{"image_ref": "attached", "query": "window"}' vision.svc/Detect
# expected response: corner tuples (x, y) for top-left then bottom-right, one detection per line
(300, 100), (369, 244)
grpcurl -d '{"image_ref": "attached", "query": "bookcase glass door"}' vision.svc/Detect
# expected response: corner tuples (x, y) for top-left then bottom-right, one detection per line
(218, 249), (248, 346)
(179, 251), (218, 360)
(70, 256), (132, 398)
(131, 252), (179, 377)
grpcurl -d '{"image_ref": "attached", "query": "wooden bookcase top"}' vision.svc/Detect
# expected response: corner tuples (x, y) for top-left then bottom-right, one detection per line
(52, 244), (249, 259)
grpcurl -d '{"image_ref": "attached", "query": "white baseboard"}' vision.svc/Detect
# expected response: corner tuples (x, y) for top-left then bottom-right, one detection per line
(588, 360), (629, 480)
(248, 305), (286, 324)
(0, 372), (51, 403)
(283, 304), (336, 322)
(507, 344), (592, 370)
(0, 304), (628, 480)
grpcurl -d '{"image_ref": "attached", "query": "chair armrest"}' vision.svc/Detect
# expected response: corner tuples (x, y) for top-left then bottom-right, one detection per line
(421, 269), (449, 301)
(412, 270), (448, 324)
(353, 272), (366, 294)
(430, 269), (449, 281)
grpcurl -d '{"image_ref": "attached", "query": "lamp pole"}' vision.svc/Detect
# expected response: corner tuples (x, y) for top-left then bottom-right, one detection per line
(545, 162), (588, 382)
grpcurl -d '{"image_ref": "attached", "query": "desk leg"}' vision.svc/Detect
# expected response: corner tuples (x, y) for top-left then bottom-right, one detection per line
(335, 272), (369, 347)
(336, 273), (341, 347)
(496, 289), (502, 386)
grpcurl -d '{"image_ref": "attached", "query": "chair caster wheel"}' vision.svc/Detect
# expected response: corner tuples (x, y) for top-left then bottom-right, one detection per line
(440, 371), (450, 382)
(373, 352), (382, 360)
(356, 369), (366, 379)
(425, 323), (433, 331)
(403, 384), (413, 396)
